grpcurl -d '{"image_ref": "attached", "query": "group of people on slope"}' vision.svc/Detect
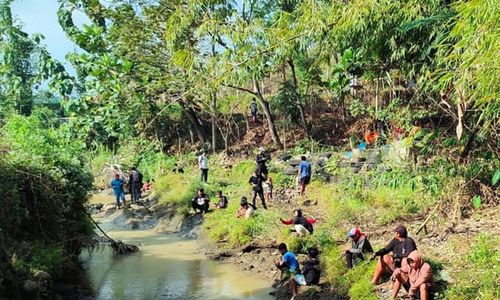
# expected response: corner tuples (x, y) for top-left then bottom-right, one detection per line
(110, 167), (147, 209)
(191, 189), (228, 214)
(275, 225), (432, 300)
(344, 225), (433, 299)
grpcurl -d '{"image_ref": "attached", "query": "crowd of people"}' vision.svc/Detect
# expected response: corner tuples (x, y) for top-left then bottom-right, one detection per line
(110, 166), (148, 209)
(274, 225), (432, 300)
(109, 143), (433, 299)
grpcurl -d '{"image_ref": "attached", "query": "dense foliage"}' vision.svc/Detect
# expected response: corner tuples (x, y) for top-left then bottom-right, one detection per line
(0, 0), (498, 298)
(0, 113), (93, 298)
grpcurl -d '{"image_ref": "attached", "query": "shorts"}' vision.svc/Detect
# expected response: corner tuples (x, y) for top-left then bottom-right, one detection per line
(294, 224), (310, 237)
(294, 274), (307, 286)
(300, 176), (311, 185)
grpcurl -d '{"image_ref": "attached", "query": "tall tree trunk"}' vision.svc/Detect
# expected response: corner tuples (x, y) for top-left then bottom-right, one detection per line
(253, 79), (283, 149)
(211, 91), (217, 153)
(287, 59), (310, 137)
(179, 101), (208, 145)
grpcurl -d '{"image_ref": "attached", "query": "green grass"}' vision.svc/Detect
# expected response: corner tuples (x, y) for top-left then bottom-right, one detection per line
(204, 202), (281, 247)
(445, 235), (500, 300)
(148, 150), (496, 300)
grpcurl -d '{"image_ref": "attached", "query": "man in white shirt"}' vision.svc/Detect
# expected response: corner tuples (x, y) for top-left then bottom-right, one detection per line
(198, 151), (209, 183)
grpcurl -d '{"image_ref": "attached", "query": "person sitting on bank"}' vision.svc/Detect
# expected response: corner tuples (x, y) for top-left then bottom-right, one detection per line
(141, 180), (152, 193)
(236, 197), (255, 219)
(280, 209), (316, 237)
(344, 227), (373, 269)
(391, 250), (433, 300)
(290, 246), (321, 300)
(214, 190), (228, 209)
(171, 163), (184, 174)
(275, 243), (300, 278)
(371, 225), (417, 285)
(191, 188), (210, 214)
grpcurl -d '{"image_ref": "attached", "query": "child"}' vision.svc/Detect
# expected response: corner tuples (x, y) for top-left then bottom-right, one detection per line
(265, 177), (273, 200)
(275, 243), (300, 278)
(110, 174), (126, 209)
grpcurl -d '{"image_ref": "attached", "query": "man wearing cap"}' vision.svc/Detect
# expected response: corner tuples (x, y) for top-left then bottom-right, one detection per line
(236, 197), (255, 219)
(256, 147), (269, 179)
(344, 227), (373, 269)
(371, 225), (417, 285)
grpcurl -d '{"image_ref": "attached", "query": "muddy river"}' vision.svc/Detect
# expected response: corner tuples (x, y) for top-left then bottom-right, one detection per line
(80, 209), (273, 299)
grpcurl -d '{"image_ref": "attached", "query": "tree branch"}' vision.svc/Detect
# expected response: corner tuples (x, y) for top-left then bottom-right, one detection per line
(224, 84), (257, 95)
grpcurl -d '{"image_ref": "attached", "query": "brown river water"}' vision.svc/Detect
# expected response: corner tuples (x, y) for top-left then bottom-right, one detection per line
(82, 195), (273, 300)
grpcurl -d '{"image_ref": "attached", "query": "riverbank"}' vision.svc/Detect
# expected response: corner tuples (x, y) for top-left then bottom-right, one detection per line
(85, 192), (276, 299)
(86, 146), (499, 300)
(152, 151), (499, 300)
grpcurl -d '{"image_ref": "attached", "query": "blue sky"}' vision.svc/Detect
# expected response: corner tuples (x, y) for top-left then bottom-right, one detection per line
(11, 0), (89, 74)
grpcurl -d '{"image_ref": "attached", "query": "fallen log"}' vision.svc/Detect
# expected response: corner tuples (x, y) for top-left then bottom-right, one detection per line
(87, 213), (139, 255)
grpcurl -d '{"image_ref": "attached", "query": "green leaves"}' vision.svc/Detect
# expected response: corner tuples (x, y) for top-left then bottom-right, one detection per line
(492, 170), (500, 186)
(471, 195), (481, 209)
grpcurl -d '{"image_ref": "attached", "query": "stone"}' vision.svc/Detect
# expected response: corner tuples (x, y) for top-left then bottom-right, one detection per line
(22, 280), (40, 297)
(319, 152), (332, 158)
(283, 166), (298, 176)
(103, 204), (116, 211)
(288, 159), (301, 167)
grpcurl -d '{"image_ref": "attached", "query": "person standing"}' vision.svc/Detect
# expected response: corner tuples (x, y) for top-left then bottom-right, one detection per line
(249, 170), (267, 209)
(298, 156), (312, 196)
(129, 167), (143, 203)
(110, 174), (126, 209)
(198, 151), (209, 183)
(256, 147), (269, 179)
(250, 98), (258, 123)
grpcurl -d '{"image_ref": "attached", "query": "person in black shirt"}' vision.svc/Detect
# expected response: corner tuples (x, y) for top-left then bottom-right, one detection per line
(249, 170), (267, 209)
(280, 209), (316, 237)
(371, 225), (417, 285)
(214, 190), (228, 209)
(191, 188), (210, 213)
(255, 147), (269, 179)
(289, 246), (321, 300)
